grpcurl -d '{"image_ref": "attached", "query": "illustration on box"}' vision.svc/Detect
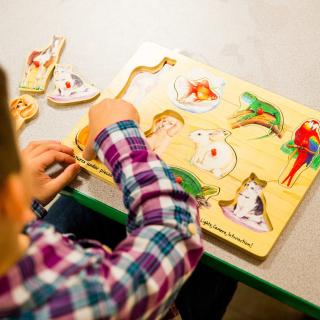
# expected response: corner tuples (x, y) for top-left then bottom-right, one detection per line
(10, 94), (38, 131)
(20, 35), (65, 93)
(47, 64), (100, 104)
(145, 110), (184, 156)
(230, 92), (283, 139)
(189, 128), (237, 179)
(279, 119), (320, 188)
(219, 173), (273, 232)
(168, 68), (225, 113)
(170, 167), (219, 207)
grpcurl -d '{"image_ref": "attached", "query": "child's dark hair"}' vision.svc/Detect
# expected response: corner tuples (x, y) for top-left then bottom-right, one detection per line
(0, 67), (21, 184)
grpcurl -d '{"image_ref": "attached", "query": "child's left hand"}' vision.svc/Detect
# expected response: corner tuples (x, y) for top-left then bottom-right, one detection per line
(21, 140), (80, 205)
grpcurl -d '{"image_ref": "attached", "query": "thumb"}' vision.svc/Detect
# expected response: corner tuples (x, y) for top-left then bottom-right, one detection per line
(48, 163), (81, 194)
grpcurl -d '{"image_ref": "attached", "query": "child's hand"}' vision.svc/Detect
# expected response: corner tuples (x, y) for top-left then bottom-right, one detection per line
(22, 140), (80, 205)
(83, 99), (139, 160)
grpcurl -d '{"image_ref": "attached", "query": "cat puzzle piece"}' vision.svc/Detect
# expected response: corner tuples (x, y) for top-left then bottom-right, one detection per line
(170, 167), (219, 208)
(10, 94), (38, 131)
(168, 68), (225, 113)
(279, 119), (320, 188)
(219, 173), (273, 232)
(230, 92), (284, 139)
(20, 35), (65, 93)
(47, 64), (100, 105)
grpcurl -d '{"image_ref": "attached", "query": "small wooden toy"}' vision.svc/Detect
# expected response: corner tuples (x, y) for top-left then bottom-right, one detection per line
(189, 128), (237, 179)
(64, 43), (320, 259)
(168, 68), (225, 113)
(20, 35), (65, 93)
(279, 120), (320, 188)
(230, 92), (284, 139)
(47, 64), (100, 105)
(219, 173), (272, 233)
(10, 94), (38, 130)
(145, 110), (184, 156)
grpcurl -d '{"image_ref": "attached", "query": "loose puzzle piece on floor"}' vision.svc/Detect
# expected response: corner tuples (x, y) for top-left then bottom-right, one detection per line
(47, 64), (100, 105)
(64, 42), (320, 259)
(20, 35), (65, 93)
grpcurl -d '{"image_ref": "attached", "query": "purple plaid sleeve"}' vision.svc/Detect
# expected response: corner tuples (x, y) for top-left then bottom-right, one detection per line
(0, 120), (203, 319)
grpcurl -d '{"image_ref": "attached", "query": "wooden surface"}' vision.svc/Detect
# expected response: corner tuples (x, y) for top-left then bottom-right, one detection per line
(65, 42), (320, 259)
(3, 0), (319, 311)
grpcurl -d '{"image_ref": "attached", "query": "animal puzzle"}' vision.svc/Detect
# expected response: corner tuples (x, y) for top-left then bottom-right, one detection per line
(64, 43), (320, 259)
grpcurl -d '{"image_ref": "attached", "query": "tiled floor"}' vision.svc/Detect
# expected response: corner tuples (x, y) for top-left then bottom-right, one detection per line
(223, 283), (305, 320)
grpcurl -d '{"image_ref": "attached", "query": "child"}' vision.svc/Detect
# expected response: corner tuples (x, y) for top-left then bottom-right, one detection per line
(0, 67), (203, 319)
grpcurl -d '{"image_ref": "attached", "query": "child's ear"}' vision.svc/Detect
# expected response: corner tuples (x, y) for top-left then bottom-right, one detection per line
(0, 174), (32, 223)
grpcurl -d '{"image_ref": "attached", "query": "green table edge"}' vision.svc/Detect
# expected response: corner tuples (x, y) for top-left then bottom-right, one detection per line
(61, 186), (320, 319)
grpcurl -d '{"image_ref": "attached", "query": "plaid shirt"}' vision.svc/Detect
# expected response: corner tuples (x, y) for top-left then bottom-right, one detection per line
(0, 121), (203, 319)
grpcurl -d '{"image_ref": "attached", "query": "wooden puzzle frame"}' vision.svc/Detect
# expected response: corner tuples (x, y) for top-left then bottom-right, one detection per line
(64, 43), (320, 259)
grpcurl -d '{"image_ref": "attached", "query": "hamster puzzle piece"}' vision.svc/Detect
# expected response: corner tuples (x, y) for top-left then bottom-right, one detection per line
(230, 92), (284, 139)
(189, 128), (237, 179)
(10, 94), (38, 131)
(219, 173), (272, 233)
(47, 64), (100, 105)
(64, 43), (320, 259)
(20, 35), (65, 93)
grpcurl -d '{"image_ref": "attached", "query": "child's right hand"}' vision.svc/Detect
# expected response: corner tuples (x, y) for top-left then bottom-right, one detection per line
(83, 99), (139, 161)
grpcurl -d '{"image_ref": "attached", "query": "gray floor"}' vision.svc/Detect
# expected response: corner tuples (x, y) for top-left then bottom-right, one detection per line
(224, 284), (305, 320)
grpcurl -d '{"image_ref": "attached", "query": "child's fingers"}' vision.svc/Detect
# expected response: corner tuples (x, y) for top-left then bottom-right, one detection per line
(48, 163), (81, 194)
(82, 138), (96, 161)
(37, 150), (76, 168)
(23, 140), (61, 152)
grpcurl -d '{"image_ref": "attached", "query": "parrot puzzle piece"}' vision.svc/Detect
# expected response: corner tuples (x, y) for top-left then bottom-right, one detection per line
(279, 119), (320, 188)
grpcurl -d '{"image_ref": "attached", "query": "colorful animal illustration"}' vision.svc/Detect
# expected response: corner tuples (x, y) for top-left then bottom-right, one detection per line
(279, 119), (320, 188)
(20, 35), (65, 93)
(145, 110), (184, 156)
(10, 94), (38, 131)
(168, 68), (225, 113)
(47, 64), (100, 104)
(230, 92), (283, 139)
(219, 173), (272, 232)
(170, 167), (219, 208)
(189, 128), (237, 179)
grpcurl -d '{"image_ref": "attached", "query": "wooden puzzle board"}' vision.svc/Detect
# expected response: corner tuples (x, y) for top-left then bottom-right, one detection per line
(64, 42), (320, 259)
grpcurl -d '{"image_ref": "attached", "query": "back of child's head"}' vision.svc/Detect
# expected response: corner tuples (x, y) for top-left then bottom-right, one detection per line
(0, 67), (21, 185)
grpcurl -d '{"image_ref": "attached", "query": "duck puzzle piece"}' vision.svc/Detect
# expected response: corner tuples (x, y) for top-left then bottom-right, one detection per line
(279, 119), (320, 188)
(47, 64), (100, 105)
(10, 94), (38, 131)
(219, 173), (273, 232)
(20, 35), (65, 93)
(168, 68), (225, 113)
